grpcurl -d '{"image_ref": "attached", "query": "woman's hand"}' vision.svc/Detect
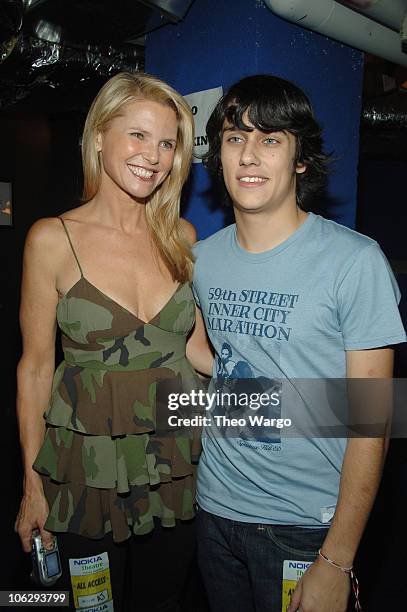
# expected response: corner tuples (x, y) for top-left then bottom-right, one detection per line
(15, 490), (53, 553)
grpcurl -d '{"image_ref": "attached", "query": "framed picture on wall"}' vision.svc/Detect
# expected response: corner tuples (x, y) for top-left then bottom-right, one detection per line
(0, 182), (12, 226)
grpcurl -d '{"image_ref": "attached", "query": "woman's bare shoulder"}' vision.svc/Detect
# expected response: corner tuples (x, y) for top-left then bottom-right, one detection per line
(25, 215), (77, 264)
(22, 219), (67, 282)
(180, 218), (197, 245)
(27, 203), (90, 246)
(26, 217), (65, 247)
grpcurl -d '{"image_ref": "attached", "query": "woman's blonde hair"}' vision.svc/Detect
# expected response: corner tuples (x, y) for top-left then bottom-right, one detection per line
(82, 71), (194, 282)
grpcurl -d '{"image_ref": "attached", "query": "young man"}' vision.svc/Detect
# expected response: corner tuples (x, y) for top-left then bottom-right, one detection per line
(192, 75), (406, 612)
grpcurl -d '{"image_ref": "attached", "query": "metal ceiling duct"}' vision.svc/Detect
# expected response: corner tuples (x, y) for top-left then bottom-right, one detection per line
(363, 91), (407, 129)
(264, 0), (407, 67)
(0, 0), (23, 63)
(0, 0), (150, 110)
(361, 89), (407, 159)
(34, 19), (62, 44)
(0, 35), (144, 109)
(337, 0), (407, 32)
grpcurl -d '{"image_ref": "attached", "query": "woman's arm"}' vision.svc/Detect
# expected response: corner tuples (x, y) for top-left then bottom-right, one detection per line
(15, 219), (60, 552)
(180, 217), (197, 244)
(187, 306), (214, 376)
(180, 219), (214, 376)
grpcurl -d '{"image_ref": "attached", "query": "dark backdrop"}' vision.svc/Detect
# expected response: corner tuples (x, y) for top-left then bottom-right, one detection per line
(0, 108), (83, 589)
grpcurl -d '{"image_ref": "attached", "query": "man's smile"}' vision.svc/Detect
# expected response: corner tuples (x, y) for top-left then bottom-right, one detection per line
(238, 175), (268, 185)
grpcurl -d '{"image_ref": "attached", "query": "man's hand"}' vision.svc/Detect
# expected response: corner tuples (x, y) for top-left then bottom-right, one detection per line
(287, 557), (350, 612)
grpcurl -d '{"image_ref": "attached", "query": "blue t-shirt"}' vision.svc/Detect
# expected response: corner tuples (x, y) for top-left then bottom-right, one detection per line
(192, 213), (406, 526)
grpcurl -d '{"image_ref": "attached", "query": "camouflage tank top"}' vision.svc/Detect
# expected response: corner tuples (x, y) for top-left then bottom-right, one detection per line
(33, 218), (202, 542)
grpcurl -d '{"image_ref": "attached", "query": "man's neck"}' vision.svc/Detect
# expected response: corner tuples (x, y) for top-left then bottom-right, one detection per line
(234, 205), (309, 254)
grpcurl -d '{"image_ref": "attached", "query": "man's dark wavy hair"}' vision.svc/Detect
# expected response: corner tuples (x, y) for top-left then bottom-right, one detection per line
(203, 75), (330, 210)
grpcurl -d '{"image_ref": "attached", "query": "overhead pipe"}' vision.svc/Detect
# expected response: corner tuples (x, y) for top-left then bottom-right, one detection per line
(264, 0), (407, 67)
(363, 92), (407, 130)
(337, 0), (407, 33)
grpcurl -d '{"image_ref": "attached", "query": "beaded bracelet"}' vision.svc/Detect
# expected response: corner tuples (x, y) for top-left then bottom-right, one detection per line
(318, 549), (362, 611)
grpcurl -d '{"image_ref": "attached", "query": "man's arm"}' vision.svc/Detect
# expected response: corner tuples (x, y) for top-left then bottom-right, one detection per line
(288, 347), (393, 612)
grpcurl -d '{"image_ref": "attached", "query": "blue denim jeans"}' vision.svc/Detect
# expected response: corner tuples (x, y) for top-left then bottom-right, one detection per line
(196, 508), (328, 612)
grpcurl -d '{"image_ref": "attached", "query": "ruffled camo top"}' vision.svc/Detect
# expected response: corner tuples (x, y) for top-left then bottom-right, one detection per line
(34, 218), (202, 542)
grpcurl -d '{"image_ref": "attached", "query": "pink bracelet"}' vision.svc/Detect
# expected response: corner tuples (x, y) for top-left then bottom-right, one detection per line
(318, 549), (362, 611)
(318, 549), (353, 573)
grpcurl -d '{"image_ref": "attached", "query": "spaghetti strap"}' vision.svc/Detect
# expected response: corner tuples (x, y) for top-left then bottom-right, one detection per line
(59, 217), (84, 277)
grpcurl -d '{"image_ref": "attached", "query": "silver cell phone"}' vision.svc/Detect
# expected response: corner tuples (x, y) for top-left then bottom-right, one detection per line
(31, 529), (62, 586)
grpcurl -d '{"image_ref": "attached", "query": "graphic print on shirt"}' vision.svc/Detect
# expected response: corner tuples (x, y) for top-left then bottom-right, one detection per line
(216, 341), (254, 380)
(211, 313), (285, 448)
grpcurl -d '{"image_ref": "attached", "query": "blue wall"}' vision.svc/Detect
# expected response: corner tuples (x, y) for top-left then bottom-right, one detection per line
(146, 0), (364, 238)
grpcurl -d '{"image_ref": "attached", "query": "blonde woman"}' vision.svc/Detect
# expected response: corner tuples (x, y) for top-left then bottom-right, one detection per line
(15, 72), (213, 611)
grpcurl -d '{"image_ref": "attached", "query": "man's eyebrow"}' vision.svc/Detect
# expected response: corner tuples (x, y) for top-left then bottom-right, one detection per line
(222, 125), (252, 133)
